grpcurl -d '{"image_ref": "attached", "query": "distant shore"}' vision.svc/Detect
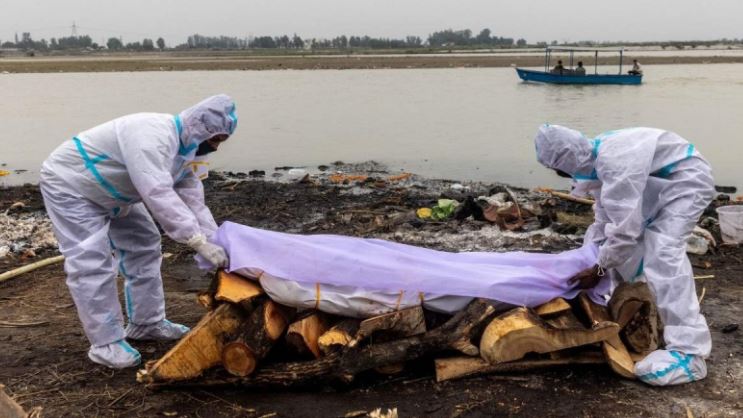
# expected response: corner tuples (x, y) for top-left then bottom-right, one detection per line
(2, 51), (743, 73)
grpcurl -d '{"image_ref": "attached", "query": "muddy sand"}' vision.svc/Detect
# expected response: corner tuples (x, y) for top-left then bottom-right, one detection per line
(2, 52), (743, 73)
(0, 165), (741, 417)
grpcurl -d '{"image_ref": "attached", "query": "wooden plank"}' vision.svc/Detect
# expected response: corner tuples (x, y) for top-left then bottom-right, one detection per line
(435, 352), (606, 382)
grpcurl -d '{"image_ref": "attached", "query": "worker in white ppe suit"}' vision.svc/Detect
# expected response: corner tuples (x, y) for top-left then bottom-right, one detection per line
(534, 124), (714, 386)
(39, 94), (237, 369)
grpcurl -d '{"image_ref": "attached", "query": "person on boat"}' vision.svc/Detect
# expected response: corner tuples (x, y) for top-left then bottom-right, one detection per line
(534, 124), (714, 386)
(552, 60), (565, 74)
(575, 61), (586, 75)
(39, 95), (237, 369)
(629, 59), (643, 75)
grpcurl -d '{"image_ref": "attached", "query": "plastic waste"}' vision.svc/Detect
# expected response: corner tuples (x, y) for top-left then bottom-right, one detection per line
(286, 168), (309, 182)
(416, 207), (432, 219)
(431, 199), (459, 220)
(716, 205), (743, 244)
(685, 234), (709, 255)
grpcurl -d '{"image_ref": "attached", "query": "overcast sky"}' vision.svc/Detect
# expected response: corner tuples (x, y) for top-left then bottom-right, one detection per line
(2, 0), (741, 46)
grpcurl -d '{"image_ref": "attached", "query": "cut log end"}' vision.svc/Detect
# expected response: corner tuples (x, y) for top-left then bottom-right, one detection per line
(264, 301), (289, 341)
(318, 319), (360, 355)
(286, 313), (329, 359)
(222, 342), (257, 377)
(215, 270), (264, 304)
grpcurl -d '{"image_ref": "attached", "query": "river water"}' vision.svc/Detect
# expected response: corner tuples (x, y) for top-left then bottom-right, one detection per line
(1, 64), (741, 190)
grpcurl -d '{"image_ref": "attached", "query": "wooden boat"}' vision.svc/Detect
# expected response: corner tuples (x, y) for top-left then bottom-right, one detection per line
(516, 46), (642, 85)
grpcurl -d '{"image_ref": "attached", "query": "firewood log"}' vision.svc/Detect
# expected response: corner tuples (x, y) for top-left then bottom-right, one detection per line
(222, 300), (291, 376)
(318, 319), (361, 355)
(479, 307), (619, 365)
(138, 303), (247, 383)
(434, 351), (606, 382)
(534, 298), (572, 317)
(608, 282), (662, 354)
(214, 270), (264, 308)
(146, 298), (499, 389)
(578, 293), (636, 379)
(285, 312), (330, 358)
(349, 306), (426, 348)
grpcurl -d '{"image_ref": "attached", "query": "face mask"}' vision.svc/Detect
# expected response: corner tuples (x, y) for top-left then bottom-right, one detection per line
(195, 141), (217, 156)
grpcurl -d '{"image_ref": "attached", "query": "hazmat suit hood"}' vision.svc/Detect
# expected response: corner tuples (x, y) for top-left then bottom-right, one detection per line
(534, 124), (596, 179)
(176, 94), (238, 156)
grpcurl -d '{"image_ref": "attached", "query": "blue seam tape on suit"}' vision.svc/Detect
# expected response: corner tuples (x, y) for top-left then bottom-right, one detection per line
(73, 137), (132, 203)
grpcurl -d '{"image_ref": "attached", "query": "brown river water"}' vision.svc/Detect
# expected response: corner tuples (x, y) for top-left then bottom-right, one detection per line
(1, 64), (741, 190)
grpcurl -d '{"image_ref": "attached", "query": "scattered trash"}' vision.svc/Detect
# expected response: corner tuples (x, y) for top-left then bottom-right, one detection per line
(0, 246), (8, 259)
(286, 169), (309, 183)
(686, 234), (710, 255)
(388, 172), (413, 182)
(535, 187), (594, 205)
(248, 170), (266, 177)
(317, 165), (330, 171)
(453, 196), (485, 221)
(721, 323), (739, 334)
(692, 260), (713, 269)
(0, 212), (57, 256)
(416, 207), (432, 219)
(693, 275), (715, 280)
(431, 199), (459, 220)
(0, 170), (10, 177)
(329, 173), (369, 184)
(450, 183), (468, 191)
(8, 202), (25, 212)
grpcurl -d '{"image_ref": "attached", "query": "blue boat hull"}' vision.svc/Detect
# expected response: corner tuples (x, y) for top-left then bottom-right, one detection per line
(516, 68), (642, 85)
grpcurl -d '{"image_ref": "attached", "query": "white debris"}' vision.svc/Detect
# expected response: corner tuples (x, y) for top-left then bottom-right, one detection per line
(377, 224), (580, 253)
(0, 212), (57, 255)
(686, 226), (716, 255)
(477, 192), (509, 207)
(286, 168), (309, 182)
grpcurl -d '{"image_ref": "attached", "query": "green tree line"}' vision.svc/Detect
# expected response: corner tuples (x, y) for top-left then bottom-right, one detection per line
(3, 29), (742, 52)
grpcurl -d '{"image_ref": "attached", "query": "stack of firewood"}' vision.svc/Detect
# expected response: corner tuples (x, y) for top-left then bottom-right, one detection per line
(137, 271), (659, 388)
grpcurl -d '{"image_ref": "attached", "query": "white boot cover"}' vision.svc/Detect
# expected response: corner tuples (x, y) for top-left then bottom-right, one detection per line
(88, 340), (142, 369)
(635, 349), (707, 386)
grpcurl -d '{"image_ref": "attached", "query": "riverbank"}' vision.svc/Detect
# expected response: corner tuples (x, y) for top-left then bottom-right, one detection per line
(3, 51), (743, 73)
(0, 166), (741, 417)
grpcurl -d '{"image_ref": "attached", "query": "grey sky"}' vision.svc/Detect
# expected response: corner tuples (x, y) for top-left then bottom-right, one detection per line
(2, 0), (741, 46)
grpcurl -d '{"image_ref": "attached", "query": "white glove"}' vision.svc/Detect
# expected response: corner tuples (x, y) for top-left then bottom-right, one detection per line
(187, 234), (228, 268)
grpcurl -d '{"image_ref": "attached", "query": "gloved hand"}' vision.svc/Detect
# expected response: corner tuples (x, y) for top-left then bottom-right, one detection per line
(187, 233), (228, 268)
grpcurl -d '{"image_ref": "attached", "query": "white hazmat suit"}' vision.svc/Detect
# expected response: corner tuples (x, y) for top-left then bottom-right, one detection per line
(40, 95), (237, 368)
(535, 124), (714, 386)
